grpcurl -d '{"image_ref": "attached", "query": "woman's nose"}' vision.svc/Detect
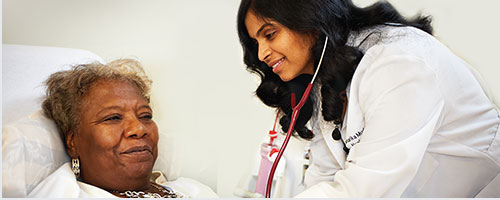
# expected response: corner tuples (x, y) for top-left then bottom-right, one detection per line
(258, 43), (271, 62)
(124, 117), (148, 138)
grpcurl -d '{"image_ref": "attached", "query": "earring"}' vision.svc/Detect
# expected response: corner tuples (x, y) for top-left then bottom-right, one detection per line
(72, 158), (80, 177)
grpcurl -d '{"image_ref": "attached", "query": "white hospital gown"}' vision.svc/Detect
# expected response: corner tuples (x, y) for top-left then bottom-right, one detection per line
(28, 162), (218, 198)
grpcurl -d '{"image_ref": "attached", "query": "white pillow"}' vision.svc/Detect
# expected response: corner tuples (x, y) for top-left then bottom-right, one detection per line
(154, 131), (181, 182)
(2, 44), (104, 125)
(2, 110), (69, 197)
(2, 44), (105, 197)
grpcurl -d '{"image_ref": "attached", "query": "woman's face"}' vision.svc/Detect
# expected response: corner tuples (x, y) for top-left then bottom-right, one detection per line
(67, 79), (158, 191)
(245, 11), (316, 82)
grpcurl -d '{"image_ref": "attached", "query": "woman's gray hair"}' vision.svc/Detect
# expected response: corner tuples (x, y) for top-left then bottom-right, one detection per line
(42, 58), (152, 141)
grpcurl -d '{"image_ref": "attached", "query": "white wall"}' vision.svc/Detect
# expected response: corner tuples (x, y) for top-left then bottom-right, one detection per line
(3, 0), (499, 197)
(355, 0), (500, 104)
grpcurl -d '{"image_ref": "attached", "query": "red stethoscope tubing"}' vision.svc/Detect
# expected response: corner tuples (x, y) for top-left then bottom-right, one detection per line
(264, 35), (328, 198)
(265, 83), (313, 198)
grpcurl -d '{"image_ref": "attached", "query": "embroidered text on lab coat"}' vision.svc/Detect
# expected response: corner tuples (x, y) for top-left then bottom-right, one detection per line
(345, 128), (364, 149)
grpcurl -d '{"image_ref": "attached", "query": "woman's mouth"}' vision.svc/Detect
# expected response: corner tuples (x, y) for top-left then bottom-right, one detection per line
(123, 146), (151, 154)
(271, 58), (285, 73)
(120, 145), (154, 162)
(121, 145), (152, 155)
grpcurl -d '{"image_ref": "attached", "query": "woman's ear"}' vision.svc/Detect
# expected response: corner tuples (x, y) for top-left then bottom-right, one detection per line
(66, 131), (79, 158)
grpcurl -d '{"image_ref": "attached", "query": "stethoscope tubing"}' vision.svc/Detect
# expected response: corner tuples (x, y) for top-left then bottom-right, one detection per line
(265, 83), (313, 198)
(265, 36), (329, 198)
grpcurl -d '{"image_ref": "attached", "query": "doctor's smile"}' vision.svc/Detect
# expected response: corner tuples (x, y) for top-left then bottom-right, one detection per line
(269, 57), (285, 73)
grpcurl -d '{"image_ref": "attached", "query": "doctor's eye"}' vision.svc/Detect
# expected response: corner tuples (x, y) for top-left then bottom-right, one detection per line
(265, 31), (276, 40)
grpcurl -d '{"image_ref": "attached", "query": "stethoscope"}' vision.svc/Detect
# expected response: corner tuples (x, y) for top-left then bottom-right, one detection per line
(265, 36), (329, 198)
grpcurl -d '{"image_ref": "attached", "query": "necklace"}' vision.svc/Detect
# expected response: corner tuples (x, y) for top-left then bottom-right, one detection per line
(331, 90), (350, 154)
(109, 182), (182, 198)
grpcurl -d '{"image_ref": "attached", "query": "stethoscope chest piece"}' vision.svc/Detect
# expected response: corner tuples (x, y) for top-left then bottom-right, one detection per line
(332, 124), (342, 140)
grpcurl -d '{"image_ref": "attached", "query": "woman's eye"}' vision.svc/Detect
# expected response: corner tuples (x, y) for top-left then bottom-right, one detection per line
(103, 115), (122, 122)
(140, 114), (153, 120)
(265, 31), (276, 39)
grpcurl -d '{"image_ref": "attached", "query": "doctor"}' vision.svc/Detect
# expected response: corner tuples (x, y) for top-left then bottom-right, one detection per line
(236, 0), (500, 197)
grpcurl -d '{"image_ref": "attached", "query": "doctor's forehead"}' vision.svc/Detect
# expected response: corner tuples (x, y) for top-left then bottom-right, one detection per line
(245, 11), (274, 39)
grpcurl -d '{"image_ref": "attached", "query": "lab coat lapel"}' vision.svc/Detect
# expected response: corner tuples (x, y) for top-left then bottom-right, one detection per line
(342, 84), (365, 151)
(319, 118), (347, 169)
(312, 86), (346, 168)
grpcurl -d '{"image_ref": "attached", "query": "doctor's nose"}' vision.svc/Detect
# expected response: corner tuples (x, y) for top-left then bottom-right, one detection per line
(258, 43), (271, 63)
(124, 117), (148, 139)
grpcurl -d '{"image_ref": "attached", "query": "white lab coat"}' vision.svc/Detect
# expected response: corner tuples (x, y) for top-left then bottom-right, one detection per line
(297, 25), (500, 198)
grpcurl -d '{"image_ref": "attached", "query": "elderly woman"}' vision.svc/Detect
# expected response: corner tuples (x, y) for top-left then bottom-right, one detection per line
(28, 59), (217, 198)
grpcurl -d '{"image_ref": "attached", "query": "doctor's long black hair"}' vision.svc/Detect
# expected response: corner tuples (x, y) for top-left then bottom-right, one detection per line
(237, 0), (433, 139)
